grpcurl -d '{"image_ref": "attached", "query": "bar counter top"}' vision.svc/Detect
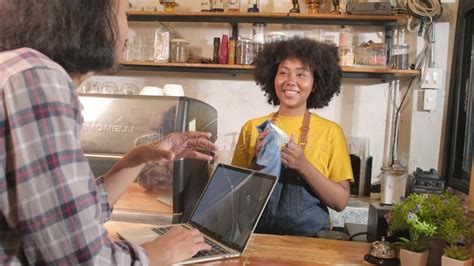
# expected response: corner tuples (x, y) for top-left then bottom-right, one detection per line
(105, 221), (371, 265)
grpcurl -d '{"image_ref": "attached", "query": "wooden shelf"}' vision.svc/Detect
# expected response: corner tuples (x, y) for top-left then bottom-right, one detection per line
(127, 11), (406, 27)
(120, 61), (419, 81)
(120, 61), (254, 75)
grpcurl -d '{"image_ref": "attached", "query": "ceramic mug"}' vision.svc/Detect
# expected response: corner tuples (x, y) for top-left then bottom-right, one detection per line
(162, 84), (185, 96)
(140, 86), (164, 96)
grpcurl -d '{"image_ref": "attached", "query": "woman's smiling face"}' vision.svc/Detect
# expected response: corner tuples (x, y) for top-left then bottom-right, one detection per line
(274, 57), (314, 113)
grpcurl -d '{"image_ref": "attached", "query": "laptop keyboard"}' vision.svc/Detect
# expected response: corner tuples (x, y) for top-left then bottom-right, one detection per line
(151, 226), (173, 235)
(151, 226), (231, 258)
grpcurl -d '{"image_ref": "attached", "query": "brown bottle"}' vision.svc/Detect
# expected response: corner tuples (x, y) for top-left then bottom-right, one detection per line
(228, 38), (236, 65)
(212, 37), (220, 64)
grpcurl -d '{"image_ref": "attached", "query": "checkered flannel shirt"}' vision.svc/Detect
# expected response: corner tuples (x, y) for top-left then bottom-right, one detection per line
(0, 48), (149, 265)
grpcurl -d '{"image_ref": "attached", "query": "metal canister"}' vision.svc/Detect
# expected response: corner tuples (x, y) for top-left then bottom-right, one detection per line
(380, 164), (408, 205)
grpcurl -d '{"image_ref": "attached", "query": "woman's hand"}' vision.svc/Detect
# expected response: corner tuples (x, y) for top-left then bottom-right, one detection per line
(254, 130), (269, 155)
(142, 226), (211, 266)
(133, 131), (218, 166)
(102, 131), (218, 206)
(281, 138), (308, 171)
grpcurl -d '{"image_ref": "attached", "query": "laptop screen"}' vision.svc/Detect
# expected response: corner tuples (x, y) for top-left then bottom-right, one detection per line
(189, 164), (276, 252)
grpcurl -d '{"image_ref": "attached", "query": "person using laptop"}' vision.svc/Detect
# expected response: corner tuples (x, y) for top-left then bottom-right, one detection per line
(232, 37), (354, 237)
(0, 0), (217, 265)
(117, 164), (278, 264)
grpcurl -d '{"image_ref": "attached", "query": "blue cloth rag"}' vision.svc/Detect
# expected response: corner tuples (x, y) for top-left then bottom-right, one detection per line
(255, 120), (283, 177)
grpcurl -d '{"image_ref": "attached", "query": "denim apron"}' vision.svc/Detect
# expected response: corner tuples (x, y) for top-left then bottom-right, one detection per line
(255, 111), (330, 237)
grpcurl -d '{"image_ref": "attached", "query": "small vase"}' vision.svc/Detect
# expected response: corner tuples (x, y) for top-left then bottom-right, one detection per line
(305, 0), (323, 13)
(441, 255), (473, 266)
(399, 248), (429, 266)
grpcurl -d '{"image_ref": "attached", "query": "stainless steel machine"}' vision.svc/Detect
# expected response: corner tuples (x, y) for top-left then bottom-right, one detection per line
(79, 94), (217, 223)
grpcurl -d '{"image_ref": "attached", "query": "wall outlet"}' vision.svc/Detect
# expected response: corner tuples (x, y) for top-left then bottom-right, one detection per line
(423, 89), (437, 111)
(421, 67), (444, 89)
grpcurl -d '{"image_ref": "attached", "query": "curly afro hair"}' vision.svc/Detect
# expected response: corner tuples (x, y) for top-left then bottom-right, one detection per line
(253, 36), (342, 109)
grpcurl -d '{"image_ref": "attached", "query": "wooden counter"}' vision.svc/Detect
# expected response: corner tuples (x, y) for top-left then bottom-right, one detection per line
(115, 183), (172, 214)
(105, 221), (370, 265)
(111, 183), (173, 224)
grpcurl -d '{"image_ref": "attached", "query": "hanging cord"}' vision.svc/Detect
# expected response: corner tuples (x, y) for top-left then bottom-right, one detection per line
(392, 0), (442, 76)
(394, 0), (442, 33)
(413, 23), (437, 86)
(388, 77), (416, 165)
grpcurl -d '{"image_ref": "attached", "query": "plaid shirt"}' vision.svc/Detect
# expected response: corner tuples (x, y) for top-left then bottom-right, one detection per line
(0, 48), (149, 265)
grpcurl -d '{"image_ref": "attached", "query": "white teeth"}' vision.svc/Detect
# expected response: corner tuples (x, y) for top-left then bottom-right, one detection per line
(284, 90), (298, 96)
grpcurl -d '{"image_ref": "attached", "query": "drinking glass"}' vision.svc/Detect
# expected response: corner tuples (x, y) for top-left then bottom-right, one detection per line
(77, 81), (90, 94)
(86, 81), (101, 94)
(101, 82), (119, 94)
(121, 83), (140, 95)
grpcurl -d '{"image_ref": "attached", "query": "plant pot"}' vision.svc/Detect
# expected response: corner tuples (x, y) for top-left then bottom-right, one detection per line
(399, 248), (429, 266)
(441, 255), (473, 266)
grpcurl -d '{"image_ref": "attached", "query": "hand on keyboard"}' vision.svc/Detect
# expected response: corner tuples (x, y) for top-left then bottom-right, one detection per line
(142, 225), (211, 265)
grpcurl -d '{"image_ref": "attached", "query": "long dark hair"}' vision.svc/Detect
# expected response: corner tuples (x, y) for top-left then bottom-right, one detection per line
(0, 0), (119, 74)
(253, 36), (342, 109)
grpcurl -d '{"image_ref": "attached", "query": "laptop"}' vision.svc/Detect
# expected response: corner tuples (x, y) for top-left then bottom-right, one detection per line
(117, 163), (277, 264)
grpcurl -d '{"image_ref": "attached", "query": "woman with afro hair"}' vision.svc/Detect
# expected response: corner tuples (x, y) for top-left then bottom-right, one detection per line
(231, 37), (353, 237)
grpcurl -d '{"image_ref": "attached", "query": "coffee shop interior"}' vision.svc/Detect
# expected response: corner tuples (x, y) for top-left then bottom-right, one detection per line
(79, 0), (474, 264)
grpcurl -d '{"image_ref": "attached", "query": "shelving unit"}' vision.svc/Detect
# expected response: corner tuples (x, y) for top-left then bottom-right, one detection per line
(123, 11), (418, 81)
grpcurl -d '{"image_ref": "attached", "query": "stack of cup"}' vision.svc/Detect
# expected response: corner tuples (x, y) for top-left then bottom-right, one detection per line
(140, 86), (164, 96)
(162, 84), (185, 96)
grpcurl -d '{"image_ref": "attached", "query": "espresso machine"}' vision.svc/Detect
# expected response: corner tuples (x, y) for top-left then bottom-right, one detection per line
(79, 94), (217, 223)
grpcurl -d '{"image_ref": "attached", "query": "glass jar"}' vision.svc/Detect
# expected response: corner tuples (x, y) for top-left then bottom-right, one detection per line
(228, 0), (240, 11)
(391, 44), (409, 70)
(304, 29), (325, 42)
(354, 46), (368, 66)
(266, 31), (286, 43)
(339, 46), (354, 66)
(367, 43), (387, 67)
(170, 39), (189, 63)
(339, 27), (354, 47)
(211, 0), (224, 11)
(236, 38), (254, 65)
(201, 0), (212, 12)
(252, 23), (266, 44)
(253, 41), (263, 57)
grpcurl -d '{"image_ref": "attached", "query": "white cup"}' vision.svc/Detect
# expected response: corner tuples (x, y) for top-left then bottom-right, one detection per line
(162, 84), (185, 96)
(140, 86), (164, 96)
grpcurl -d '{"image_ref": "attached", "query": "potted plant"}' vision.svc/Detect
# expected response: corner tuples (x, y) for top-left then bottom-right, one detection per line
(442, 244), (472, 266)
(439, 196), (472, 266)
(388, 193), (473, 266)
(389, 193), (436, 265)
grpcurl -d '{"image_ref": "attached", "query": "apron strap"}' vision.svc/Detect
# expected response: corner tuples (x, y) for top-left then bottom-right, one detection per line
(271, 110), (311, 149)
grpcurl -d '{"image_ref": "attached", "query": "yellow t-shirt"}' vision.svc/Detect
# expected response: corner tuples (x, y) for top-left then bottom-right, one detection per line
(232, 112), (354, 182)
